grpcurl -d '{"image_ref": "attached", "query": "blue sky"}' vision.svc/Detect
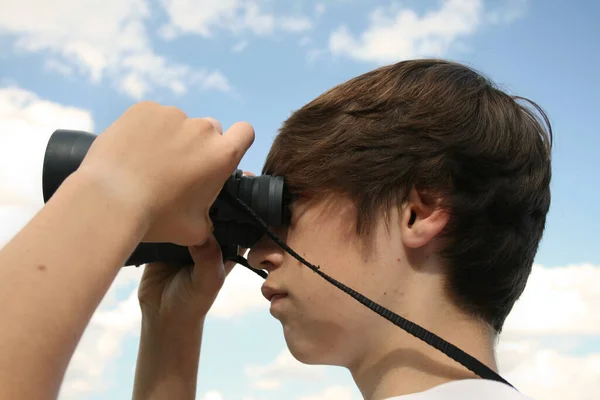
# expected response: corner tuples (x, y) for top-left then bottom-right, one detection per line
(0, 1), (599, 399)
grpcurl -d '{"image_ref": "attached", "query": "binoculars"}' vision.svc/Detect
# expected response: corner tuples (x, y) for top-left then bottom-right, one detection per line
(42, 129), (291, 266)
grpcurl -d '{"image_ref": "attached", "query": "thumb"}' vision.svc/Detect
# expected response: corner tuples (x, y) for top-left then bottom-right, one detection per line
(221, 122), (255, 166)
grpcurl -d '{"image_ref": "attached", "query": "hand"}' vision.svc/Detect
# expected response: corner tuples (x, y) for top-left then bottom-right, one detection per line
(137, 236), (238, 325)
(138, 171), (255, 324)
(75, 102), (255, 246)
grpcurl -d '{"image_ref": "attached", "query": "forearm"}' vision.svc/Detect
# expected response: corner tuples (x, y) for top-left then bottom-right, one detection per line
(133, 315), (204, 400)
(0, 171), (149, 399)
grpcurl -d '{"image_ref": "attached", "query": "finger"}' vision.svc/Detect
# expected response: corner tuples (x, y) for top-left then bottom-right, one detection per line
(189, 234), (221, 265)
(242, 171), (256, 177)
(203, 117), (223, 135)
(224, 260), (236, 276)
(188, 234), (224, 284)
(140, 261), (174, 282)
(221, 121), (255, 166)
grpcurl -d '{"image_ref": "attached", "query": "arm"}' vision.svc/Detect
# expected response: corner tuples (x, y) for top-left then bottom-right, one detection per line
(0, 103), (254, 400)
(0, 171), (149, 399)
(132, 315), (205, 400)
(132, 240), (237, 400)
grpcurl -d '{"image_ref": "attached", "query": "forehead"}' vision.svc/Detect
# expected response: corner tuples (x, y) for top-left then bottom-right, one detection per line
(286, 193), (383, 259)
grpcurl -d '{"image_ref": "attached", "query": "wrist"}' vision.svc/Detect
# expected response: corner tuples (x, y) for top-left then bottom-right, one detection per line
(139, 312), (204, 371)
(67, 167), (154, 235)
(141, 309), (206, 340)
(134, 312), (204, 400)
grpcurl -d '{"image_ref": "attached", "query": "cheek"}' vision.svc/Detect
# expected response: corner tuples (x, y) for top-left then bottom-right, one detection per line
(285, 243), (363, 318)
(283, 204), (370, 308)
(278, 225), (383, 363)
(281, 260), (378, 365)
(285, 221), (365, 292)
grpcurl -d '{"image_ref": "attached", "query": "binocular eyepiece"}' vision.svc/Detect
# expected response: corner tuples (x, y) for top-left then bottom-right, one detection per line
(42, 129), (291, 266)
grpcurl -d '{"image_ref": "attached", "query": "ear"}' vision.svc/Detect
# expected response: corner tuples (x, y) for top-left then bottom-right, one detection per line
(401, 186), (449, 249)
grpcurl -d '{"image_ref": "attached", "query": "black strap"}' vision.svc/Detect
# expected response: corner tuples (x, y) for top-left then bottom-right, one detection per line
(230, 255), (267, 279)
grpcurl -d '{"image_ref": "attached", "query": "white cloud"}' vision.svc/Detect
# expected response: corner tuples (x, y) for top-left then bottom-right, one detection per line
(199, 390), (224, 400)
(0, 86), (94, 238)
(60, 273), (143, 399)
(297, 385), (355, 400)
(328, 0), (525, 63)
(159, 0), (313, 39)
(245, 348), (327, 390)
(492, 263), (600, 399)
(0, 206), (42, 251)
(253, 379), (282, 390)
(0, 86), (90, 249)
(44, 59), (75, 77)
(486, 0), (529, 24)
(498, 339), (600, 400)
(233, 40), (250, 53)
(299, 36), (312, 47)
(208, 260), (268, 319)
(0, 0), (232, 98)
(503, 264), (600, 335)
(278, 16), (314, 33)
(315, 4), (326, 18)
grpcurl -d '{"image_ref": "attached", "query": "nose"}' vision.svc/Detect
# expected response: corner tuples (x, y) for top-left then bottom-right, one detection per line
(248, 230), (286, 273)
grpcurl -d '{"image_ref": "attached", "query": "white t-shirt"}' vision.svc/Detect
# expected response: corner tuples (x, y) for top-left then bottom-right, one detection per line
(385, 379), (534, 399)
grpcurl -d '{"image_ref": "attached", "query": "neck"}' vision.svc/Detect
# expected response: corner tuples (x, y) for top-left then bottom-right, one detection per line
(348, 306), (498, 400)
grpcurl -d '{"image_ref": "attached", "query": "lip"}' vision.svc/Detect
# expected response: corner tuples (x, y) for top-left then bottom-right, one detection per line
(261, 284), (288, 302)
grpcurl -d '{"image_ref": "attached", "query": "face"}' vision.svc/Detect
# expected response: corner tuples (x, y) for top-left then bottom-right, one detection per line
(248, 193), (410, 368)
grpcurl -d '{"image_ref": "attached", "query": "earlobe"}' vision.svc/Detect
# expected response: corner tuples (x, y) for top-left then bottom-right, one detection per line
(401, 187), (449, 249)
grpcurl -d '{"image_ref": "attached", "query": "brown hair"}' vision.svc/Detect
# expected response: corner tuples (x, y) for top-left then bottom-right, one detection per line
(263, 59), (552, 333)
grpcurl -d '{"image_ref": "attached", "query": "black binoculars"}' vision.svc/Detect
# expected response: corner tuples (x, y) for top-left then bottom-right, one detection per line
(42, 129), (291, 266)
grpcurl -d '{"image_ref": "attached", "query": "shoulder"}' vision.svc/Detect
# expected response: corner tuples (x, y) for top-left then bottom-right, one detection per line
(384, 379), (535, 400)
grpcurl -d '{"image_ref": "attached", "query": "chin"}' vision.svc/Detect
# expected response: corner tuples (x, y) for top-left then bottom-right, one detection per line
(283, 327), (348, 367)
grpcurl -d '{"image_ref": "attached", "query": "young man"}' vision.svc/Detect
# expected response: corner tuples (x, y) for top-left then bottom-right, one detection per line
(0, 59), (551, 400)
(133, 60), (551, 399)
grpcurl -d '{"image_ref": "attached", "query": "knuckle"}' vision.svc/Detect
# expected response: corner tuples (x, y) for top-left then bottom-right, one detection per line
(182, 230), (205, 247)
(188, 118), (215, 134)
(127, 102), (189, 123)
(190, 218), (212, 243)
(203, 117), (222, 133)
(128, 100), (159, 113)
(163, 105), (187, 120)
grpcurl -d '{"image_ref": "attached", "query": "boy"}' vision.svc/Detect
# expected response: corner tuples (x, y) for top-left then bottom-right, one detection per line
(0, 59), (551, 399)
(244, 59), (552, 398)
